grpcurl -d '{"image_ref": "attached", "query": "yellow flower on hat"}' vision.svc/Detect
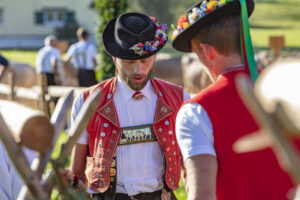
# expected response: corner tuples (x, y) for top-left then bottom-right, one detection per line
(207, 0), (218, 11)
(183, 22), (190, 29)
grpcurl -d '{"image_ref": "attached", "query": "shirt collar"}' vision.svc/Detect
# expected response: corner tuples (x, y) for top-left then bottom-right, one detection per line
(116, 76), (153, 101)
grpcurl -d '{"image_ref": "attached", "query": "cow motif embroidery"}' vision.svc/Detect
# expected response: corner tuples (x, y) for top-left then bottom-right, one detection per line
(119, 124), (157, 145)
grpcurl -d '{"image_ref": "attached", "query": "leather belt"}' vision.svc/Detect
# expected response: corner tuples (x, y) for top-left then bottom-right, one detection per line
(92, 189), (177, 200)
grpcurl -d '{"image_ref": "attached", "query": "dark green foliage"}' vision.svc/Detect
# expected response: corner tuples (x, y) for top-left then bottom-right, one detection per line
(95, 0), (128, 81)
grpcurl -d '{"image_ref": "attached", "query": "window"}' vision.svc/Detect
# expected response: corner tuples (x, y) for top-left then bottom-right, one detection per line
(44, 10), (66, 27)
(35, 9), (75, 27)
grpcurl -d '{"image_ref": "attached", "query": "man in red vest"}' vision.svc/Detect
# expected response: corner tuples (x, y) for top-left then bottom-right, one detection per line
(172, 0), (298, 200)
(70, 12), (190, 200)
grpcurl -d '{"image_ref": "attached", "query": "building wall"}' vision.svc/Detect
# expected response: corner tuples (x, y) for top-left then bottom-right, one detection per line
(0, 0), (98, 48)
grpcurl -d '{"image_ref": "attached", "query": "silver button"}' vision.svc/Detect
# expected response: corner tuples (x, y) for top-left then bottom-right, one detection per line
(98, 143), (103, 148)
(159, 128), (163, 132)
(168, 130), (173, 135)
(172, 140), (175, 145)
(101, 132), (106, 137)
(165, 120), (169, 125)
(107, 94), (112, 99)
(158, 92), (163, 96)
(95, 173), (100, 178)
(104, 123), (109, 127)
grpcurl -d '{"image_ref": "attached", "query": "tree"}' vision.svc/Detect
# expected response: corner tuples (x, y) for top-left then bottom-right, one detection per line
(95, 0), (128, 81)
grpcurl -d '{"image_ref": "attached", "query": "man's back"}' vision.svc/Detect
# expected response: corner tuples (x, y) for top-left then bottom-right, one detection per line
(189, 69), (296, 200)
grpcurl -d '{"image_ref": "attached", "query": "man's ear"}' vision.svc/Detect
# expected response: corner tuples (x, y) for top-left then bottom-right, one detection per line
(199, 43), (215, 61)
(112, 56), (116, 63)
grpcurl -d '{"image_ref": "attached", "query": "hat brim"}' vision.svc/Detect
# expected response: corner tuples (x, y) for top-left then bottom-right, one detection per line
(172, 0), (254, 52)
(102, 16), (167, 60)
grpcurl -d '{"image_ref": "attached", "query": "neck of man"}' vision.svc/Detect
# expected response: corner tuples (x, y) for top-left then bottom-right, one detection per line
(209, 53), (243, 81)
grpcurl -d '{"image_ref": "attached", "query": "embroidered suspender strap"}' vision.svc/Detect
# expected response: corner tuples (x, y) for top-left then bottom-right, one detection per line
(101, 155), (117, 200)
(239, 0), (259, 82)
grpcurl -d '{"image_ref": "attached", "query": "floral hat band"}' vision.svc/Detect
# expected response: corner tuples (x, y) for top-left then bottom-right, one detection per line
(172, 0), (228, 40)
(130, 16), (168, 56)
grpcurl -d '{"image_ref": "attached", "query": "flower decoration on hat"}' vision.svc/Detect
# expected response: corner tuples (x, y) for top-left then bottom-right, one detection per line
(172, 0), (228, 40)
(130, 16), (168, 56)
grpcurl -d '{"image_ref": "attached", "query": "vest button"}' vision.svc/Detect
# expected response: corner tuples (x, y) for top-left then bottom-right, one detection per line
(172, 140), (175, 145)
(168, 130), (173, 135)
(159, 128), (163, 132)
(101, 132), (106, 137)
(165, 120), (169, 125)
(104, 123), (109, 127)
(107, 94), (112, 99)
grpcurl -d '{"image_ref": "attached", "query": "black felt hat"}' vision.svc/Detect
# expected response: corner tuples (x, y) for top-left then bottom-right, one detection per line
(102, 12), (168, 60)
(172, 0), (255, 52)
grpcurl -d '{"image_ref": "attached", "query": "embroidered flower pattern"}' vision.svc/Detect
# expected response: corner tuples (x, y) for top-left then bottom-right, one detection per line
(130, 16), (168, 56)
(172, 0), (228, 40)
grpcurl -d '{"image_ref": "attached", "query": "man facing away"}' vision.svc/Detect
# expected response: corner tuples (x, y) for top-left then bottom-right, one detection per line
(172, 0), (300, 200)
(36, 35), (61, 86)
(65, 27), (98, 87)
(70, 12), (190, 200)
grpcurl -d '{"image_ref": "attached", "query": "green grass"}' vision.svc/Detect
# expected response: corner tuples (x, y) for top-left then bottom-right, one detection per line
(250, 0), (300, 49)
(1, 49), (38, 67)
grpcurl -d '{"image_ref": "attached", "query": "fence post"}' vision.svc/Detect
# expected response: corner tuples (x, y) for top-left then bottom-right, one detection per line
(7, 72), (15, 101)
(37, 74), (49, 118)
(269, 36), (285, 57)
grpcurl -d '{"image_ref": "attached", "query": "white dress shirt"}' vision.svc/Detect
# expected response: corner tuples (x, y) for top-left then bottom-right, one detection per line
(36, 46), (60, 73)
(71, 76), (190, 195)
(0, 141), (36, 200)
(65, 41), (97, 70)
(175, 102), (215, 162)
(175, 64), (248, 162)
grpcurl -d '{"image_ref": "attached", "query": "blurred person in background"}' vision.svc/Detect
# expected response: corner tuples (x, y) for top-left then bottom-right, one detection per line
(36, 35), (61, 86)
(65, 27), (98, 87)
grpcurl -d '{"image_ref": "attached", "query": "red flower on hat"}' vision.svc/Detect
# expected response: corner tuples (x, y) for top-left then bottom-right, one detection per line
(177, 14), (189, 29)
(150, 16), (156, 22)
(138, 42), (144, 47)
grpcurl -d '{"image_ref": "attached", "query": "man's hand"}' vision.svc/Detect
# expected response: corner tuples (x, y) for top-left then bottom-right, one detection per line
(70, 144), (88, 182)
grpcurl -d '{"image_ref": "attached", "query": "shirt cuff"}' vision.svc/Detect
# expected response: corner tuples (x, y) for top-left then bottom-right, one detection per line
(181, 145), (216, 162)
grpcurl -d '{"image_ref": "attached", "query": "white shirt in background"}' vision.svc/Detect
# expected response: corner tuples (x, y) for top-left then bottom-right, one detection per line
(0, 141), (36, 200)
(71, 77), (190, 195)
(36, 46), (60, 73)
(65, 40), (97, 70)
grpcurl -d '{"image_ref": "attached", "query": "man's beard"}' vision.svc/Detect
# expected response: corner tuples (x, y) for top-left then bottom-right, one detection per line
(119, 68), (153, 91)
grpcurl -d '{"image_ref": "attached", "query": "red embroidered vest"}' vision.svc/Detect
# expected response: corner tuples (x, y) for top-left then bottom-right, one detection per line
(187, 69), (298, 200)
(83, 77), (183, 193)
